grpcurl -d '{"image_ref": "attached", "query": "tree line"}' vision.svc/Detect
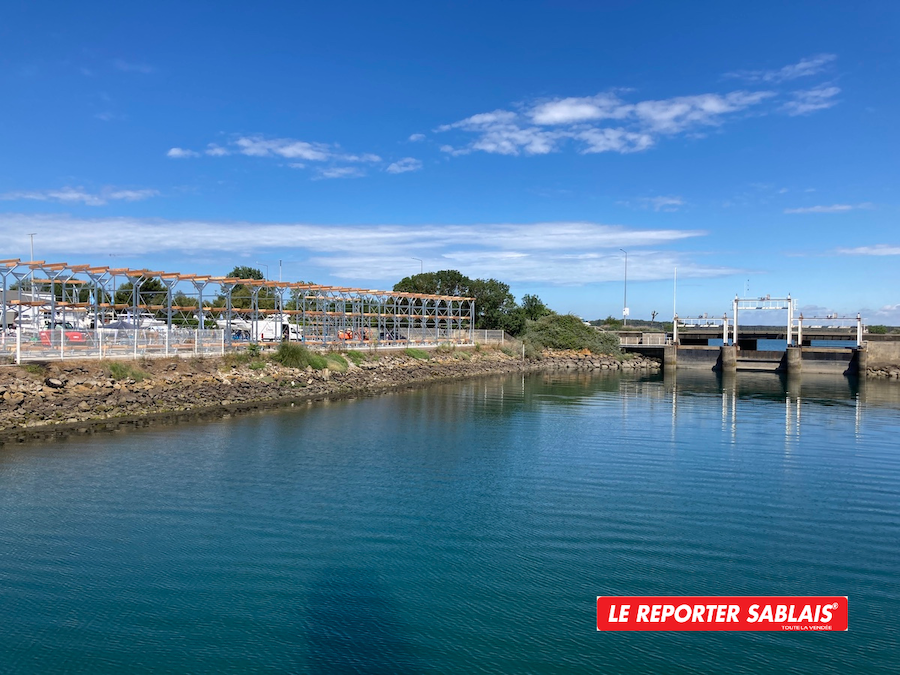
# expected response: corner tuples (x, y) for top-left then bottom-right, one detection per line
(393, 269), (552, 335)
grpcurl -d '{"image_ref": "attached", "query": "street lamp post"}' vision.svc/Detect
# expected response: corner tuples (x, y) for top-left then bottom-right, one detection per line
(412, 258), (423, 274)
(620, 248), (628, 327)
(27, 233), (36, 319)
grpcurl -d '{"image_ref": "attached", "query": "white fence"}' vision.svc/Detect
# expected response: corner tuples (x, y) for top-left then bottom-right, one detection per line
(3, 328), (225, 363)
(470, 329), (512, 344)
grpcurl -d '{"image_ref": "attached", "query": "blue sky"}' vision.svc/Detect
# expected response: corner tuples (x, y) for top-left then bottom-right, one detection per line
(2, 1), (898, 322)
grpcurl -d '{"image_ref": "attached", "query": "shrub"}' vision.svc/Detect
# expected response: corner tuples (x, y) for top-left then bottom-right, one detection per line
(522, 314), (621, 356)
(249, 361), (267, 371)
(107, 361), (148, 381)
(270, 342), (327, 370)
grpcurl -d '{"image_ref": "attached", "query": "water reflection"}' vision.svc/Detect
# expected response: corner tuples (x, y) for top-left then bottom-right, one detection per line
(454, 368), (900, 454)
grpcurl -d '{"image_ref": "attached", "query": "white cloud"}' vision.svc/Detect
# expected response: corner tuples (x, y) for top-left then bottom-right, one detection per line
(314, 167), (365, 179)
(530, 93), (631, 125)
(205, 144), (229, 157)
(341, 153), (382, 163)
(112, 59), (156, 74)
(408, 133), (426, 142)
(725, 54), (837, 83)
(837, 244), (900, 256)
(167, 147), (201, 158)
(0, 214), (723, 284)
(436, 89), (775, 157)
(386, 158), (423, 174)
(168, 134), (383, 178)
(869, 303), (900, 324)
(781, 86), (841, 116)
(646, 196), (684, 212)
(234, 136), (331, 160)
(0, 187), (159, 206)
(632, 91), (775, 134)
(576, 127), (654, 153)
(784, 203), (869, 214)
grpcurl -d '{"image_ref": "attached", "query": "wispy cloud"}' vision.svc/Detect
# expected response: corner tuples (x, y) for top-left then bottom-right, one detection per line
(436, 55), (839, 158)
(313, 167), (365, 180)
(0, 214), (727, 284)
(724, 54), (837, 83)
(234, 136), (331, 160)
(836, 244), (900, 256)
(436, 90), (776, 157)
(784, 203), (871, 214)
(645, 196), (684, 212)
(167, 134), (389, 178)
(618, 196), (685, 212)
(112, 59), (156, 74)
(408, 133), (425, 142)
(167, 147), (201, 159)
(0, 187), (159, 206)
(781, 85), (841, 116)
(386, 158), (423, 174)
(205, 143), (229, 157)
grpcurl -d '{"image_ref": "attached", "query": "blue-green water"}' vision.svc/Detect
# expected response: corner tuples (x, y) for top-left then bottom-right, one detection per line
(1, 371), (898, 674)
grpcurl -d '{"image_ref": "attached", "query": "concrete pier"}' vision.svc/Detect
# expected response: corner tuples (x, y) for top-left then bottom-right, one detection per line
(719, 345), (737, 371)
(786, 346), (802, 375)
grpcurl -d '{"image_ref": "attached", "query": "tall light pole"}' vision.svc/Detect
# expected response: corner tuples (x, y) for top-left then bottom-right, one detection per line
(412, 258), (423, 274)
(620, 248), (628, 327)
(27, 233), (36, 304)
(256, 262), (269, 280)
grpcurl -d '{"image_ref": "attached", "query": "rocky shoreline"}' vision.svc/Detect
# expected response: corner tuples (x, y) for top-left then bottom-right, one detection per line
(0, 348), (661, 446)
(867, 366), (900, 379)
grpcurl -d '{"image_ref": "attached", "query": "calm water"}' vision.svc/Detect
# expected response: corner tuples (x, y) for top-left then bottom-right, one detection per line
(1, 371), (898, 674)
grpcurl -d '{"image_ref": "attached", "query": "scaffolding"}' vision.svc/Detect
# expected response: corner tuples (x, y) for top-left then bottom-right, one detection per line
(1, 258), (475, 362)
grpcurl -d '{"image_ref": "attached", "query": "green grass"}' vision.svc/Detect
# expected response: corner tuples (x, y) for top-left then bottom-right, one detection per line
(107, 361), (149, 381)
(345, 350), (366, 366)
(434, 343), (455, 355)
(405, 348), (430, 360)
(269, 342), (329, 370)
(326, 354), (348, 372)
(22, 363), (47, 375)
(249, 361), (267, 371)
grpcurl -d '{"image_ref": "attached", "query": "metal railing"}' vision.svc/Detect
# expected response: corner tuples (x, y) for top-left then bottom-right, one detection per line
(5, 328), (225, 363)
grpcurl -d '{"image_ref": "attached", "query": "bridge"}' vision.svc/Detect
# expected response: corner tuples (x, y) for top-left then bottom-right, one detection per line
(615, 294), (899, 376)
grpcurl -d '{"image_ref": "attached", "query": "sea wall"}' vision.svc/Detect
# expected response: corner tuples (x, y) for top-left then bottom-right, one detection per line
(866, 341), (900, 378)
(0, 349), (660, 445)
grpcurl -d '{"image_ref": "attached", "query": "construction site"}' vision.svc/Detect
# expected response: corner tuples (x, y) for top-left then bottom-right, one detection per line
(0, 258), (476, 363)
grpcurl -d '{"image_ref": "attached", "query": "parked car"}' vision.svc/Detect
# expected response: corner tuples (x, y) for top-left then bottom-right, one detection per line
(39, 328), (90, 346)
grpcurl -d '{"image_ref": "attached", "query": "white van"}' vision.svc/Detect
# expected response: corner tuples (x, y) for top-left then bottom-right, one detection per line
(258, 318), (303, 342)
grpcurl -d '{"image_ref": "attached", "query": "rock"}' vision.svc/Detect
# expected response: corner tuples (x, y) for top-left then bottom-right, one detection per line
(44, 377), (65, 389)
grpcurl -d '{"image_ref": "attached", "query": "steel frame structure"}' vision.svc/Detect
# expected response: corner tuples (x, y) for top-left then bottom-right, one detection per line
(1, 258), (475, 351)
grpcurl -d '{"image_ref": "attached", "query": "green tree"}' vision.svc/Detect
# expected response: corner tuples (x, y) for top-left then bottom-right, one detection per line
(501, 305), (527, 336)
(393, 269), (471, 297)
(215, 266), (275, 309)
(467, 278), (517, 329)
(114, 278), (168, 308)
(521, 294), (553, 321)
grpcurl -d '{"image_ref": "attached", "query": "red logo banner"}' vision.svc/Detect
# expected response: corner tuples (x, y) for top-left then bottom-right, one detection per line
(596, 596), (847, 631)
